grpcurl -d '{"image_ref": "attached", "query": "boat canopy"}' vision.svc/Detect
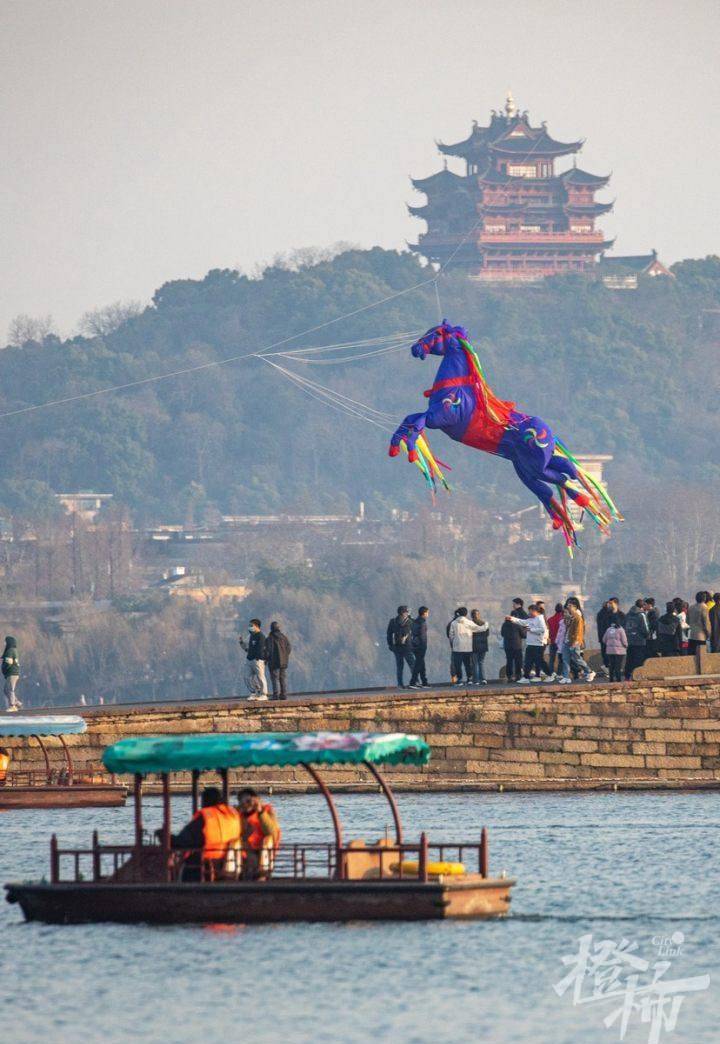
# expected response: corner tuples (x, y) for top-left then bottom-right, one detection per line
(0, 715), (87, 738)
(102, 731), (431, 775)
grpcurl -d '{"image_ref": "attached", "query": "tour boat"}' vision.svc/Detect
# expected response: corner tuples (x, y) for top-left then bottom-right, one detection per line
(0, 716), (127, 809)
(5, 731), (514, 924)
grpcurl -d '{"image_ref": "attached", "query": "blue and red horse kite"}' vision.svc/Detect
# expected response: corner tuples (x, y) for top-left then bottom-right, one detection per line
(388, 321), (621, 552)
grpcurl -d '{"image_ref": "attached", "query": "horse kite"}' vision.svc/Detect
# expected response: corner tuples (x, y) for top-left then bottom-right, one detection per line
(388, 321), (621, 552)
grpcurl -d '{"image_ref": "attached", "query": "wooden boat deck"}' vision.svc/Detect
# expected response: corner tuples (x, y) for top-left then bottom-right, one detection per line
(5, 874), (514, 924)
(0, 783), (127, 809)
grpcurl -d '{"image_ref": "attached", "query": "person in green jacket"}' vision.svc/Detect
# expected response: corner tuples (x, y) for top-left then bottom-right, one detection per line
(2, 636), (21, 711)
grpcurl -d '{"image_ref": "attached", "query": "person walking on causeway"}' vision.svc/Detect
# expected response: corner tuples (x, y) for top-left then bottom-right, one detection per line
(508, 604), (549, 683)
(687, 592), (711, 656)
(559, 600), (595, 684)
(657, 603), (682, 657)
(501, 599), (527, 682)
(470, 609), (490, 685)
(2, 636), (21, 711)
(448, 607), (486, 687)
(387, 606), (415, 688)
(624, 600), (649, 679)
(265, 621), (291, 700)
(603, 620), (628, 682)
(239, 620), (268, 701)
(409, 607), (430, 688)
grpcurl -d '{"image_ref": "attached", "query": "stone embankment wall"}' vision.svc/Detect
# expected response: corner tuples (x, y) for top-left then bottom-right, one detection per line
(7, 678), (720, 790)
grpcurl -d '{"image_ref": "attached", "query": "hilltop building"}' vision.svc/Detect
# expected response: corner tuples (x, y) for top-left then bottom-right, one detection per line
(409, 92), (616, 283)
(409, 92), (614, 282)
(599, 250), (674, 290)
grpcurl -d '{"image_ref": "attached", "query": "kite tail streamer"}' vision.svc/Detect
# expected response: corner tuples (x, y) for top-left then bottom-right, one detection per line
(555, 438), (623, 522)
(416, 434), (451, 493)
(550, 493), (576, 558)
(400, 433), (451, 500)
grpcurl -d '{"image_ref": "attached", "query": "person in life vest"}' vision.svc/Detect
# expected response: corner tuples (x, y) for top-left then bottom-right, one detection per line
(160, 786), (241, 882)
(237, 787), (281, 880)
(0, 746), (10, 784)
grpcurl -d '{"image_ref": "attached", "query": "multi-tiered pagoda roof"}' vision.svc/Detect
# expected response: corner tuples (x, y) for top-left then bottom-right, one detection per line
(409, 93), (614, 283)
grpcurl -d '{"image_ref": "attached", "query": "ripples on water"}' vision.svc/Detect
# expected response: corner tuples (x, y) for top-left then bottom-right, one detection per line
(1, 791), (718, 1043)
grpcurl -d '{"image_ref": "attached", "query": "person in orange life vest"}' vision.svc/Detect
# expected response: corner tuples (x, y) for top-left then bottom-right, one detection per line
(0, 746), (10, 784)
(157, 786), (240, 881)
(237, 787), (281, 880)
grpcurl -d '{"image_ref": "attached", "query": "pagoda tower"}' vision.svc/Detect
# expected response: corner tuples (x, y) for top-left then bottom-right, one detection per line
(409, 93), (614, 282)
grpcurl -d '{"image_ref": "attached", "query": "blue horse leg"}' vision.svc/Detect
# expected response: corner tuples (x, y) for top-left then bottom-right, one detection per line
(512, 459), (555, 514)
(389, 411), (427, 460)
(548, 453), (577, 481)
(543, 454), (594, 507)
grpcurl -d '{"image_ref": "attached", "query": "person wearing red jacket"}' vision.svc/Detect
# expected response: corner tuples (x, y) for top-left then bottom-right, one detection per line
(546, 603), (564, 677)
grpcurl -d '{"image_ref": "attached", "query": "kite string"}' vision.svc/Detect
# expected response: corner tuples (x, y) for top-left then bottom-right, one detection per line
(276, 341), (409, 365)
(262, 358), (395, 424)
(3, 111), (567, 423)
(270, 331), (415, 356)
(0, 274), (438, 421)
(261, 358), (392, 430)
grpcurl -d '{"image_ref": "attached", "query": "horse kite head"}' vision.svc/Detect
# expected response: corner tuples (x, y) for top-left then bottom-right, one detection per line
(410, 320), (468, 360)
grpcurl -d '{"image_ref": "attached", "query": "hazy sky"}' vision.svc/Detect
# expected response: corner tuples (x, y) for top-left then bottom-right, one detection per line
(2, 0), (718, 338)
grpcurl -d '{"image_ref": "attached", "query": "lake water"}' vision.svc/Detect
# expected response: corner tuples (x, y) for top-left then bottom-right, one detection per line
(1, 791), (718, 1044)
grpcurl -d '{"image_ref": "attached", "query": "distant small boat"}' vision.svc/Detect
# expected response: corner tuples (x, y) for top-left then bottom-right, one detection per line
(5, 730), (514, 924)
(0, 715), (126, 809)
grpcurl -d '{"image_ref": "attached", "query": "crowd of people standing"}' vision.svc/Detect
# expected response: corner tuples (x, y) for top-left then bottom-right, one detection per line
(596, 591), (720, 681)
(386, 590), (720, 690)
(387, 599), (596, 688)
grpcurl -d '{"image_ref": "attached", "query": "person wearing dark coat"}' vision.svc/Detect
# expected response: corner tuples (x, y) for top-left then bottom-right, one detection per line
(657, 603), (682, 657)
(265, 621), (292, 700)
(239, 620), (268, 700)
(387, 606), (415, 688)
(624, 601), (649, 679)
(470, 609), (490, 685)
(501, 601), (527, 682)
(1, 635), (21, 711)
(409, 607), (429, 688)
(643, 598), (660, 658)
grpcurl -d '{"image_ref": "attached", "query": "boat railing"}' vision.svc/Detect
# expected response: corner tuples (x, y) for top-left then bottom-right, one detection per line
(1, 770), (53, 787)
(48, 833), (490, 885)
(1, 770), (113, 787)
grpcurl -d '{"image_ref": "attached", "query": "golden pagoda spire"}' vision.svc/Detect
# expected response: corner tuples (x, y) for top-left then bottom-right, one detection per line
(504, 90), (517, 118)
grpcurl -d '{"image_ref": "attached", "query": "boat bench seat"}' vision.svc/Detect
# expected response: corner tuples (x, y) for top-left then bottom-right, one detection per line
(343, 839), (402, 880)
(109, 848), (167, 883)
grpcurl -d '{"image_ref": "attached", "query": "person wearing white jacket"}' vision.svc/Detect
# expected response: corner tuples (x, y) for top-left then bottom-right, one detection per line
(448, 607), (486, 686)
(505, 604), (550, 683)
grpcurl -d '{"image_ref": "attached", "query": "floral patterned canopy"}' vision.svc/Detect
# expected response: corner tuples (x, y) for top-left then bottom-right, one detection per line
(102, 731), (431, 776)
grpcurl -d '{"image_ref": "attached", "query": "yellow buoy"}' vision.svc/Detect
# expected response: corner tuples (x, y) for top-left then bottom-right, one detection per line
(395, 860), (466, 877)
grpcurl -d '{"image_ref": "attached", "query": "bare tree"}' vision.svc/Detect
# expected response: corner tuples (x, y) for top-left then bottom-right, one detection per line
(78, 300), (144, 338)
(6, 313), (57, 347)
(244, 242), (360, 278)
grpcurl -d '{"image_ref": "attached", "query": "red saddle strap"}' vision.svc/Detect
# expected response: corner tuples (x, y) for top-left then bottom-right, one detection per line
(423, 375), (477, 398)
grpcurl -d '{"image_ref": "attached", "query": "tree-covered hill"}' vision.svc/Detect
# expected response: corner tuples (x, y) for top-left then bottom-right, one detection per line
(2, 249), (719, 523)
